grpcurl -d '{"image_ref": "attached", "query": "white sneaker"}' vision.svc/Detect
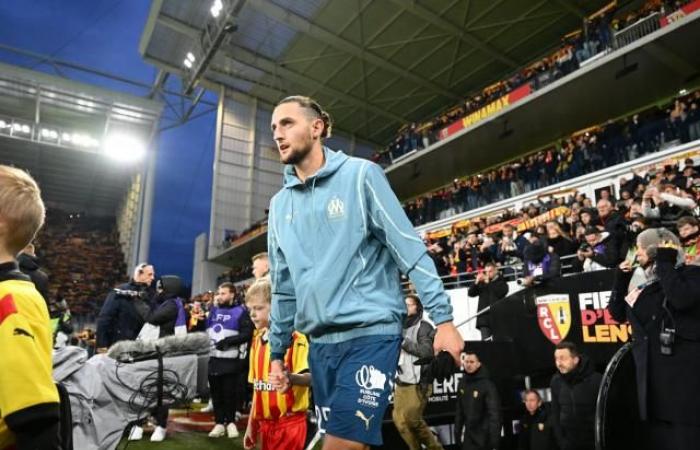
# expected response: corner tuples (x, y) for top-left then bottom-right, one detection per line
(150, 426), (167, 442)
(127, 425), (143, 441)
(226, 423), (239, 438)
(200, 400), (214, 413)
(209, 424), (226, 438)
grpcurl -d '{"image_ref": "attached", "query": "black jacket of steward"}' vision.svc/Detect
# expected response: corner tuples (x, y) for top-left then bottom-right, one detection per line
(146, 276), (183, 338)
(96, 280), (152, 348)
(550, 355), (602, 450)
(517, 404), (558, 450)
(468, 276), (508, 329)
(608, 247), (700, 425)
(454, 365), (502, 450)
(17, 252), (50, 303)
(147, 295), (179, 338)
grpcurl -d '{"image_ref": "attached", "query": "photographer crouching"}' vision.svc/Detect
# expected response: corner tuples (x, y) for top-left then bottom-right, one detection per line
(96, 263), (155, 352)
(608, 228), (700, 450)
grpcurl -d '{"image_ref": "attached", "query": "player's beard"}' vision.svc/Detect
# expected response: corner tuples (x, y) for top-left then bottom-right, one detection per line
(281, 132), (314, 165)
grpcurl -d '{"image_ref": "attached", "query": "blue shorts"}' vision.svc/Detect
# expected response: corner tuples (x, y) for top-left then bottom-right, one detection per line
(309, 334), (401, 446)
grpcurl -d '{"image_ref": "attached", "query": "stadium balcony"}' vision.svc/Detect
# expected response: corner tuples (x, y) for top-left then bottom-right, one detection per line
(385, 7), (700, 201)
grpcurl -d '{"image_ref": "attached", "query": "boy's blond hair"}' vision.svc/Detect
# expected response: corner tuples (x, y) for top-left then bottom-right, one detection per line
(0, 165), (45, 255)
(245, 276), (271, 304)
(251, 252), (268, 263)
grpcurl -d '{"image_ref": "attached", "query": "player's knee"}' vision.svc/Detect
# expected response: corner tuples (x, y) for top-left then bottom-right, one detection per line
(322, 433), (370, 450)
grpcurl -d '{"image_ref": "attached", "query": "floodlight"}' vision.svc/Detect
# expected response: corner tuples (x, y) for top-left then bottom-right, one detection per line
(103, 132), (146, 162)
(0, 120), (6, 128)
(211, 0), (223, 17)
(13, 123), (31, 134)
(184, 58), (193, 69)
(41, 128), (58, 140)
(62, 133), (72, 142)
(186, 52), (196, 62)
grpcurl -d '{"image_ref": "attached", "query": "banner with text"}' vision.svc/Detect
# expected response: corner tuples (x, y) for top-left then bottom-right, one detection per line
(438, 84), (532, 140)
(660, 0), (700, 27)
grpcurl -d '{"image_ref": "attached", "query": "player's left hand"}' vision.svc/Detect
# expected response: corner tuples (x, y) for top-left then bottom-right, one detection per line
(269, 359), (290, 393)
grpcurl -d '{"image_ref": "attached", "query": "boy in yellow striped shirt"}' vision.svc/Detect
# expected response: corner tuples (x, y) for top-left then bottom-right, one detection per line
(0, 165), (59, 450)
(243, 278), (311, 450)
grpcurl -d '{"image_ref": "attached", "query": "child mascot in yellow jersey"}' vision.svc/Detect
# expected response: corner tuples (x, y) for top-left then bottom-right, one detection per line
(243, 277), (311, 450)
(0, 165), (59, 450)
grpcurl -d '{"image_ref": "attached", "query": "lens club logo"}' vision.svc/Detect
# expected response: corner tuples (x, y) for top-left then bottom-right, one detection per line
(327, 196), (345, 220)
(535, 294), (571, 345)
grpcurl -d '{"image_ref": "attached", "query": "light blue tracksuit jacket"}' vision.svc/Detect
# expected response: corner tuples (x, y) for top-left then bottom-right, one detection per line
(268, 147), (453, 360)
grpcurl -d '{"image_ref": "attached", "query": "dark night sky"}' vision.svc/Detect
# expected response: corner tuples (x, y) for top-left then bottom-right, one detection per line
(0, 0), (217, 284)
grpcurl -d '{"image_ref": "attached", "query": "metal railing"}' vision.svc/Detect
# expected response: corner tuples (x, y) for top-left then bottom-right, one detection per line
(613, 12), (661, 50)
(401, 254), (579, 293)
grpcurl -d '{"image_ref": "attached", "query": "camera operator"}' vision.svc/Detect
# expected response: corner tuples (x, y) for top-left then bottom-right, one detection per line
(95, 263), (155, 352)
(608, 228), (700, 450)
(572, 227), (619, 272)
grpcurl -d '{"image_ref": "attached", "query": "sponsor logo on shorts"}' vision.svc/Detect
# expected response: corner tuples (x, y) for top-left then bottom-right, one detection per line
(355, 365), (387, 408)
(355, 365), (386, 391)
(355, 410), (374, 431)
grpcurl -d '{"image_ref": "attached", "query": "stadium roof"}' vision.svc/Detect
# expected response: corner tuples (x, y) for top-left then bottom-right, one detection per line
(0, 62), (162, 215)
(140, 0), (612, 145)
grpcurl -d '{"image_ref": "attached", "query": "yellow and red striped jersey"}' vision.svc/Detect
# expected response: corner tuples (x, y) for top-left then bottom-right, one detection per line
(248, 329), (309, 420)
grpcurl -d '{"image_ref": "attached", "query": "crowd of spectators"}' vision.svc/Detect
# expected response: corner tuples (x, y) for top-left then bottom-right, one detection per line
(420, 156), (699, 289)
(404, 89), (700, 227)
(218, 88), (700, 287)
(35, 210), (127, 321)
(376, 0), (694, 164)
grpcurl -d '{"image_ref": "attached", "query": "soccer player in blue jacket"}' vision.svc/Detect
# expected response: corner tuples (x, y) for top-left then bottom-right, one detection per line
(267, 96), (464, 450)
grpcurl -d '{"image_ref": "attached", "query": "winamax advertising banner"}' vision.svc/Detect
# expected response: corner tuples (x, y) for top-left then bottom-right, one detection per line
(437, 84), (532, 140)
(380, 270), (624, 449)
(659, 0), (700, 27)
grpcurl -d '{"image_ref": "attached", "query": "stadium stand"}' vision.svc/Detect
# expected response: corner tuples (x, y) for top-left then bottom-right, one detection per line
(378, 0), (697, 164)
(36, 209), (127, 322)
(404, 88), (700, 226)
